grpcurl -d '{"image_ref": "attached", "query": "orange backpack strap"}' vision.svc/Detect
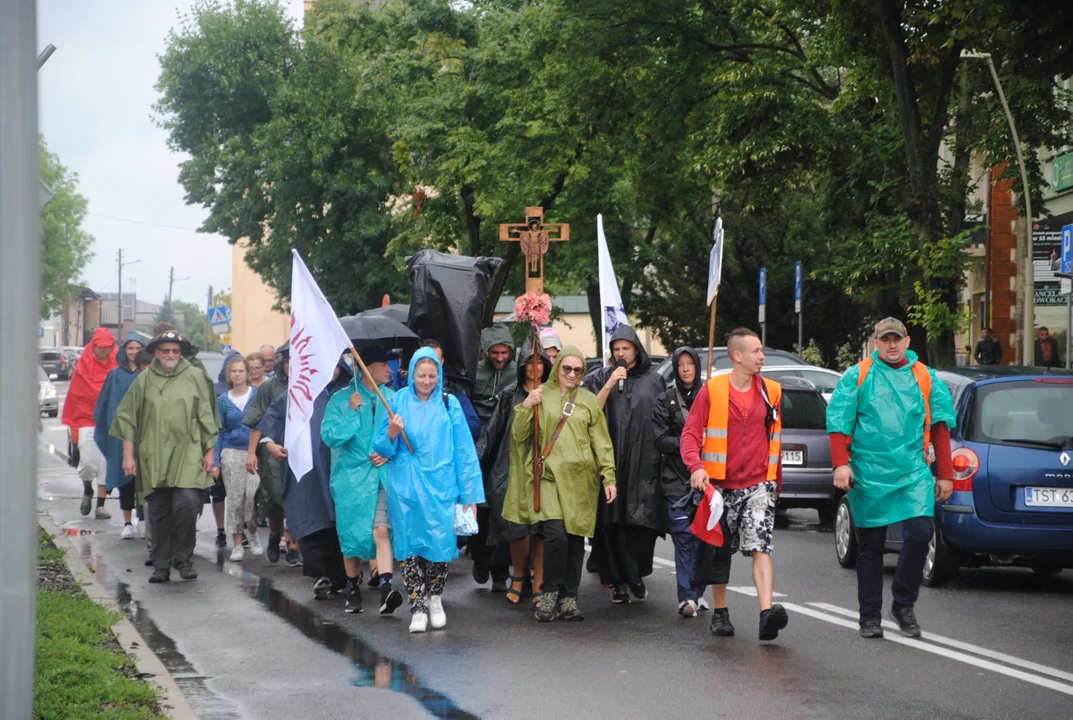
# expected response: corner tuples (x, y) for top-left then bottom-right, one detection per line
(855, 357), (873, 388)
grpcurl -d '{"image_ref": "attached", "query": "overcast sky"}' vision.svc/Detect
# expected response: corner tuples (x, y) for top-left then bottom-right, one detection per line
(37, 0), (305, 310)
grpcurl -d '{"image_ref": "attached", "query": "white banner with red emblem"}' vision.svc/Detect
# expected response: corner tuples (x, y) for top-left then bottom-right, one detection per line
(286, 249), (352, 482)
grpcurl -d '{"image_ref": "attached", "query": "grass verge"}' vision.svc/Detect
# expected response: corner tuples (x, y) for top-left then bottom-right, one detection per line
(35, 528), (162, 719)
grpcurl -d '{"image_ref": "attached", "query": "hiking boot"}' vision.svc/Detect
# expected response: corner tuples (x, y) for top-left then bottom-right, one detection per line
(629, 581), (648, 600)
(144, 558), (154, 567)
(859, 619), (884, 639)
(149, 568), (170, 583)
(556, 596), (584, 621)
(94, 506), (111, 520)
(889, 603), (921, 638)
(759, 604), (789, 641)
(379, 585), (403, 616)
(266, 534), (281, 563)
(313, 576), (332, 600)
(80, 485), (93, 516)
(345, 583), (363, 614)
(679, 600), (697, 618)
(611, 584), (631, 604)
(176, 562), (198, 581)
(709, 608), (735, 637)
(535, 590), (559, 622)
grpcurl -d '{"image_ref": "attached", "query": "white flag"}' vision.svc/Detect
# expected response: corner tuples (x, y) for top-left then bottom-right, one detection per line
(286, 250), (353, 482)
(597, 214), (630, 352)
(707, 217), (724, 306)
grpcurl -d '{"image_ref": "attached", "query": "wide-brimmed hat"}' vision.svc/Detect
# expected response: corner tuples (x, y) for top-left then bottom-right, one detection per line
(873, 317), (908, 339)
(358, 345), (394, 365)
(146, 330), (193, 356)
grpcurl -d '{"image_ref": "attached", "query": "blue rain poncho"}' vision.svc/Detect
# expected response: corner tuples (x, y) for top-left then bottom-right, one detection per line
(321, 373), (395, 560)
(373, 348), (484, 562)
(826, 350), (956, 528)
(93, 332), (145, 493)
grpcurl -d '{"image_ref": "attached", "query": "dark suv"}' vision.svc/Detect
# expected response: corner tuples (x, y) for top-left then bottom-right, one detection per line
(775, 376), (836, 525)
(39, 349), (70, 381)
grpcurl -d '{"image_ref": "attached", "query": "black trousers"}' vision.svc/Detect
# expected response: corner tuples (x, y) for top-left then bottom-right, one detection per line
(540, 520), (586, 599)
(147, 487), (201, 570)
(856, 516), (933, 622)
(117, 480), (136, 511)
(470, 506), (510, 581)
(299, 527), (348, 590)
(596, 523), (658, 587)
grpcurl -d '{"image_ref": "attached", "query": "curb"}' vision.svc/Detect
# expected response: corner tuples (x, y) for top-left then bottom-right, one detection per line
(37, 511), (199, 720)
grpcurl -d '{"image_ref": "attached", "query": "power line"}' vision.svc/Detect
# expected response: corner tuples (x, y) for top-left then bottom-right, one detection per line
(86, 211), (203, 232)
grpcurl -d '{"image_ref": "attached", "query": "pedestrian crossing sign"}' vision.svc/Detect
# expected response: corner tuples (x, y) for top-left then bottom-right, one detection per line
(209, 306), (232, 327)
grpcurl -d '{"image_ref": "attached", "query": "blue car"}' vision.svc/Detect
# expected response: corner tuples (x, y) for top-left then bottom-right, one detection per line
(834, 367), (1073, 586)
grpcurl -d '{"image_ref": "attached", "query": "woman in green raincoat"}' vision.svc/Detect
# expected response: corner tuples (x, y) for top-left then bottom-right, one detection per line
(321, 347), (404, 617)
(505, 345), (617, 623)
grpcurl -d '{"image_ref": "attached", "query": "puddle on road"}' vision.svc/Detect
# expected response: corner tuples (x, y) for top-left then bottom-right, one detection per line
(245, 576), (480, 720)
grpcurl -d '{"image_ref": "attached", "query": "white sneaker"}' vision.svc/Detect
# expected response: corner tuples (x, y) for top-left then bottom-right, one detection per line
(697, 597), (710, 611)
(409, 612), (429, 634)
(229, 546), (244, 562)
(120, 524), (135, 540)
(247, 531), (264, 557)
(678, 600), (697, 618)
(429, 595), (446, 629)
(136, 520), (146, 539)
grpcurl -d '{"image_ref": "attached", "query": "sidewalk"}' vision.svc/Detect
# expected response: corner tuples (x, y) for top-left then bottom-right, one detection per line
(37, 447), (432, 720)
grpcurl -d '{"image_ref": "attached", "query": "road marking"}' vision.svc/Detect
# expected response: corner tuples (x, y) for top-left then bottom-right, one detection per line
(808, 602), (1073, 684)
(778, 602), (1073, 696)
(726, 586), (788, 598)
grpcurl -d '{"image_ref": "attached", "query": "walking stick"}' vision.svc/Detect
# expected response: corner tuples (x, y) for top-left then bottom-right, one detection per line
(530, 335), (543, 512)
(349, 345), (414, 454)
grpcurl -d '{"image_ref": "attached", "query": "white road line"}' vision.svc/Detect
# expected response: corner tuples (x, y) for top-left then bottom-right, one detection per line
(808, 601), (1073, 684)
(727, 586), (788, 599)
(780, 602), (1073, 696)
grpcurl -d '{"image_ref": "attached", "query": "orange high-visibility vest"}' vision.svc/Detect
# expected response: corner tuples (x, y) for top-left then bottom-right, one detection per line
(855, 357), (933, 457)
(702, 374), (783, 481)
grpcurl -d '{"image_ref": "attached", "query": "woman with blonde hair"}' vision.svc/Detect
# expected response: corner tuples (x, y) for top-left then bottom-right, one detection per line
(214, 356), (262, 561)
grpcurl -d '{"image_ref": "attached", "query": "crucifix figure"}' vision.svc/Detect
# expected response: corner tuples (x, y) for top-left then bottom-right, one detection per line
(499, 206), (570, 294)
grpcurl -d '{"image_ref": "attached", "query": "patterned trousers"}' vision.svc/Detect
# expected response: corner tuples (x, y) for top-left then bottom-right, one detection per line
(220, 448), (260, 534)
(401, 556), (449, 614)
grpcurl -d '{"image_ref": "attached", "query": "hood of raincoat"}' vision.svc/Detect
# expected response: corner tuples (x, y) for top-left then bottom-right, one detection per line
(406, 347), (444, 397)
(548, 345), (586, 392)
(672, 346), (701, 409)
(62, 328), (119, 428)
(214, 350), (244, 396)
(480, 323), (516, 366)
(515, 340), (552, 386)
(117, 331), (146, 372)
(609, 325), (652, 376)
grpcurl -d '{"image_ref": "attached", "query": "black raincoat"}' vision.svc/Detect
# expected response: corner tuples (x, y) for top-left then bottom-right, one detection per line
(476, 342), (552, 546)
(473, 323), (517, 426)
(583, 325), (666, 532)
(652, 347), (701, 501)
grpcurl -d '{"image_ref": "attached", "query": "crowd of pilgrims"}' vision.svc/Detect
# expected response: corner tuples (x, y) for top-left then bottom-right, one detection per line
(79, 320), (712, 634)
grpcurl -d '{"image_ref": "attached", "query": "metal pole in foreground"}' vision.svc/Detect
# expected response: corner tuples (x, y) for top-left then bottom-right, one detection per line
(1, 2), (42, 717)
(1066, 292), (1071, 370)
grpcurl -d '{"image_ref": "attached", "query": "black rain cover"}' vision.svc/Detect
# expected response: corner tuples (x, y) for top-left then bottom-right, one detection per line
(406, 250), (503, 393)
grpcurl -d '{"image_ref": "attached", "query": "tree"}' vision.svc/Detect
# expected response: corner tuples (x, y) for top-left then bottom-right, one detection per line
(40, 137), (94, 318)
(172, 300), (213, 350)
(152, 299), (176, 328)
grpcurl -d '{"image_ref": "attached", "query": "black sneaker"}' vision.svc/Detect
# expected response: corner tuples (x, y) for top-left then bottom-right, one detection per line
(345, 583), (363, 614)
(490, 578), (508, 593)
(313, 576), (332, 600)
(472, 565), (490, 584)
(611, 584), (631, 604)
(144, 558), (154, 567)
(859, 619), (884, 638)
(889, 603), (921, 638)
(215, 530), (227, 548)
(368, 571), (381, 588)
(556, 596), (585, 621)
(176, 562), (198, 581)
(709, 608), (735, 637)
(266, 534), (281, 563)
(149, 568), (170, 583)
(759, 604), (789, 641)
(379, 585), (403, 615)
(629, 580), (648, 600)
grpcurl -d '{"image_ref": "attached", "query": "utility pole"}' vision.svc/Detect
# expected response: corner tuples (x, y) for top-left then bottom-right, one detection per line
(168, 266), (175, 310)
(207, 285), (213, 347)
(118, 249), (122, 335)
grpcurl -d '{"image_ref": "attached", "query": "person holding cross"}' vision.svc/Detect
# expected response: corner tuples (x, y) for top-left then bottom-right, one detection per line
(504, 346), (617, 623)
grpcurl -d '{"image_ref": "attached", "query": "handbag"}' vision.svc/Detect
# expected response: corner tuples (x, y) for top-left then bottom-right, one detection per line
(453, 504), (479, 536)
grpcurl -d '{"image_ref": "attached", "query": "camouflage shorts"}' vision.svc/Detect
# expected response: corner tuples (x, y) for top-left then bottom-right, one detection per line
(721, 481), (777, 556)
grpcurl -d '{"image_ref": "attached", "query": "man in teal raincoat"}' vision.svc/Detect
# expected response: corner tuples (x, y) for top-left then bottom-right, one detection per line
(321, 346), (404, 617)
(826, 318), (956, 639)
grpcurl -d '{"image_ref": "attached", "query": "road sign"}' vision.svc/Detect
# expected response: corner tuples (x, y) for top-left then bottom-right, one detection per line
(220, 344), (232, 353)
(794, 261), (802, 314)
(758, 268), (767, 324)
(219, 332), (231, 345)
(1061, 224), (1072, 275)
(209, 306), (232, 327)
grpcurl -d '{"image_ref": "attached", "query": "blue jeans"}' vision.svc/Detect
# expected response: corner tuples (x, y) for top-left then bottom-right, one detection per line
(855, 516), (933, 622)
(666, 498), (700, 603)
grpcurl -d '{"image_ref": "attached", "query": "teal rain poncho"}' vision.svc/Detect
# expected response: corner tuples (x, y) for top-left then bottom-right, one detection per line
(322, 372), (395, 560)
(373, 348), (484, 563)
(826, 350), (956, 528)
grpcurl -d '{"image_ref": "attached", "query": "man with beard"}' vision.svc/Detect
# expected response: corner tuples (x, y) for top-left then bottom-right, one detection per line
(110, 330), (219, 583)
(473, 323), (516, 426)
(63, 328), (117, 519)
(243, 343), (290, 563)
(584, 326), (666, 604)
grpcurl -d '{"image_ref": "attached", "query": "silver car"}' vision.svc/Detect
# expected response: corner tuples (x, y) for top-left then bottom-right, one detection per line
(38, 366), (58, 417)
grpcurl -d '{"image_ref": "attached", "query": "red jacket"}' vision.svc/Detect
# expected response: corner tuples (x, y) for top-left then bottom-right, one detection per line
(61, 328), (117, 429)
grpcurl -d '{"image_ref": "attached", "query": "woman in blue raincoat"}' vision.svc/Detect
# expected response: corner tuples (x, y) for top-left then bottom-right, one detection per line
(321, 346), (404, 616)
(373, 347), (484, 634)
(94, 332), (145, 538)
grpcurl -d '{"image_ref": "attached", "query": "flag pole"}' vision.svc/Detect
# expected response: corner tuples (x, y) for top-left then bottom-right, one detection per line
(707, 292), (718, 379)
(349, 345), (414, 454)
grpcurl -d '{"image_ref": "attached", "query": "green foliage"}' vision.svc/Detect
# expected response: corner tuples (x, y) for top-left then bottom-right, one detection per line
(151, 299), (176, 328)
(172, 299), (213, 350)
(794, 339), (824, 368)
(836, 343), (860, 372)
(40, 137), (94, 318)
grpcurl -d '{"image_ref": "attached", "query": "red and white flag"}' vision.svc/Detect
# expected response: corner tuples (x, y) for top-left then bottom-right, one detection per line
(286, 249), (352, 481)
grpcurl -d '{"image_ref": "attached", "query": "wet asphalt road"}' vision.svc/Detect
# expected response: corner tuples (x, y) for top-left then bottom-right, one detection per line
(37, 389), (1073, 720)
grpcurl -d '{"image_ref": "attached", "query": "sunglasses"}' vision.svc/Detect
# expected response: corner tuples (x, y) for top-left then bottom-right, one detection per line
(157, 348), (182, 356)
(560, 365), (584, 376)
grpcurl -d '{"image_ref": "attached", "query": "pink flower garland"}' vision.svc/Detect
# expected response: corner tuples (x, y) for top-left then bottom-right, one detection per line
(513, 292), (552, 328)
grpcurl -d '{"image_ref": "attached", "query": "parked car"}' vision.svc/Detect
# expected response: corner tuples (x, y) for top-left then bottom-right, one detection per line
(198, 351), (228, 386)
(38, 349), (69, 381)
(38, 366), (58, 417)
(834, 366), (1073, 585)
(758, 365), (843, 402)
(771, 376), (837, 525)
(656, 346), (810, 385)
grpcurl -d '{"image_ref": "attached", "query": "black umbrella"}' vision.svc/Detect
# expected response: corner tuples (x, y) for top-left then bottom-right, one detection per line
(338, 314), (419, 352)
(357, 303), (410, 324)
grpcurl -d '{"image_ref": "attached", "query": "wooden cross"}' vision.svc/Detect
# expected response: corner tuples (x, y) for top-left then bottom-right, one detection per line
(499, 207), (570, 294)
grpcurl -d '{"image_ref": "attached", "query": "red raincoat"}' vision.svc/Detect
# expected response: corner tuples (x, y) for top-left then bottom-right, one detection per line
(61, 328), (117, 431)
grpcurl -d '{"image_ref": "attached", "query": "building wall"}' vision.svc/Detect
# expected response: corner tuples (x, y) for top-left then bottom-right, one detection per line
(231, 240), (290, 355)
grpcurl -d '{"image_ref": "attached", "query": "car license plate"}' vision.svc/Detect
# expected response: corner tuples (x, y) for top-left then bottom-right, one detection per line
(782, 450), (804, 466)
(1025, 487), (1073, 507)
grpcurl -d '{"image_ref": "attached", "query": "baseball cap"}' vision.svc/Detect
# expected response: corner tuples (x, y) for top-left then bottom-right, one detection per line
(539, 328), (563, 351)
(873, 317), (908, 339)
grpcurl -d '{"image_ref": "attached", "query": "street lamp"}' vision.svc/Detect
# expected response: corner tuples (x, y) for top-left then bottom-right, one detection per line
(962, 50), (1035, 365)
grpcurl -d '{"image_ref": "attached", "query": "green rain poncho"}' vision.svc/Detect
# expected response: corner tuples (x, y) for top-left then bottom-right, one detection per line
(110, 357), (220, 504)
(321, 374), (395, 560)
(503, 346), (616, 538)
(825, 350), (956, 528)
